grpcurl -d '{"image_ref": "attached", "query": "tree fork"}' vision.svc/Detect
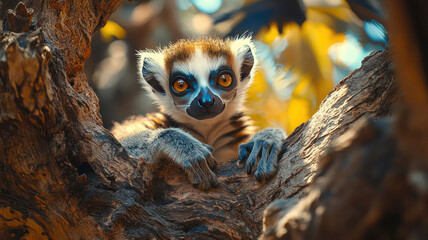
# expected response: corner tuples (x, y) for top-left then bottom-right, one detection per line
(0, 1), (401, 239)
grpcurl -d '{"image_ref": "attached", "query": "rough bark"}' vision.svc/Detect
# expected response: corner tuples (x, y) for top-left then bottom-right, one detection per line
(0, 1), (125, 239)
(260, 0), (428, 239)
(0, 1), (402, 239)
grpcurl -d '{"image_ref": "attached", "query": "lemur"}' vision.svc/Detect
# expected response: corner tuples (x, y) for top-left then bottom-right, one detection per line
(111, 37), (286, 190)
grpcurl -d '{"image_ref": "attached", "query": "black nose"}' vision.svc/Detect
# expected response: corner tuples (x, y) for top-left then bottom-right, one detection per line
(198, 98), (215, 108)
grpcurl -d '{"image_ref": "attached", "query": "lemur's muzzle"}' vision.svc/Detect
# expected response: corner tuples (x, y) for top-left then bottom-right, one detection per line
(186, 88), (225, 120)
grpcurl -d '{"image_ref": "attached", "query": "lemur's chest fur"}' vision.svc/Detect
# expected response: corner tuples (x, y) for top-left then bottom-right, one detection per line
(112, 112), (256, 162)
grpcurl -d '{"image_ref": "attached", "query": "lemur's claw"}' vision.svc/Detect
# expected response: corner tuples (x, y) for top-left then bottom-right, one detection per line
(183, 154), (218, 190)
(238, 128), (286, 183)
(178, 143), (218, 190)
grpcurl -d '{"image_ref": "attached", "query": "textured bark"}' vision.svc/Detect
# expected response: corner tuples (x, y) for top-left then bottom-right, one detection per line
(0, 1), (125, 239)
(260, 0), (428, 239)
(0, 1), (403, 240)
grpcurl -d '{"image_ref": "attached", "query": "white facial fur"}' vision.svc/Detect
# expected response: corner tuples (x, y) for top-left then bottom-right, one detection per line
(136, 37), (258, 131)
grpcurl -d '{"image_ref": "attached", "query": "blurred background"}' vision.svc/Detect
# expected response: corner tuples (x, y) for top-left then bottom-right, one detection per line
(85, 0), (388, 134)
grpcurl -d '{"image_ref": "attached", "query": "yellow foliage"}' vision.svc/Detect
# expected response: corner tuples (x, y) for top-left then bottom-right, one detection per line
(246, 71), (289, 130)
(247, 8), (348, 134)
(100, 20), (126, 42)
(286, 96), (311, 131)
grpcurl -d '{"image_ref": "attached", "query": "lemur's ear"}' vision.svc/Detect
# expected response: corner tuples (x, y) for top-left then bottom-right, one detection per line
(137, 51), (166, 94)
(231, 38), (256, 82)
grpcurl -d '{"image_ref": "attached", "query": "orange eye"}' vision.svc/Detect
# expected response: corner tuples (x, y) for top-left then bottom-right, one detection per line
(173, 79), (188, 92)
(217, 73), (233, 87)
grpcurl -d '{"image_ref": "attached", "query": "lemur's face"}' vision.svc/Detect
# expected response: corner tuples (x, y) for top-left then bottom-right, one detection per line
(169, 49), (238, 120)
(138, 37), (256, 123)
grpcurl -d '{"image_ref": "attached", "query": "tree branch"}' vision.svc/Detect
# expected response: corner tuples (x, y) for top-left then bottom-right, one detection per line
(260, 0), (428, 238)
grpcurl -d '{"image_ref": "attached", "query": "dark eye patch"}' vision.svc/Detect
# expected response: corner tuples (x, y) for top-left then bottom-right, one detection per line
(210, 66), (237, 91)
(169, 72), (198, 96)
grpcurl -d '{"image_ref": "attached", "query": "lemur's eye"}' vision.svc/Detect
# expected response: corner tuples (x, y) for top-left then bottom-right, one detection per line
(173, 79), (188, 92)
(217, 73), (233, 87)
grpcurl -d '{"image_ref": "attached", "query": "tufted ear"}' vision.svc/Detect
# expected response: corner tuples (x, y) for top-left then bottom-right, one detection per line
(137, 51), (167, 94)
(231, 38), (256, 82)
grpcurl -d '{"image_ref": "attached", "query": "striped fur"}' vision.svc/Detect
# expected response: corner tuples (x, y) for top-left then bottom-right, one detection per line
(111, 111), (256, 162)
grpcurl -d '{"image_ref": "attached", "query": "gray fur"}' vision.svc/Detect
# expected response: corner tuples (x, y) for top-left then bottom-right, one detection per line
(238, 128), (286, 182)
(120, 128), (218, 190)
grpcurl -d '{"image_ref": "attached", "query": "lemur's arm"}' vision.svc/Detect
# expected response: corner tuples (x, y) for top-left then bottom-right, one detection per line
(119, 127), (218, 190)
(238, 128), (286, 182)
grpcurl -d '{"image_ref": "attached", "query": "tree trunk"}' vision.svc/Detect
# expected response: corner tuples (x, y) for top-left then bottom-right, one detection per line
(0, 1), (406, 239)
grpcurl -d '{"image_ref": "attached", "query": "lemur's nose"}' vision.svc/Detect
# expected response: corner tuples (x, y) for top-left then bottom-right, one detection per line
(198, 97), (215, 108)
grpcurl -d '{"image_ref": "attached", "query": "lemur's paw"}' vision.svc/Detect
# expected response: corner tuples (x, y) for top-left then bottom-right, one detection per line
(182, 153), (219, 190)
(238, 128), (286, 182)
(174, 141), (218, 190)
(156, 128), (218, 190)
